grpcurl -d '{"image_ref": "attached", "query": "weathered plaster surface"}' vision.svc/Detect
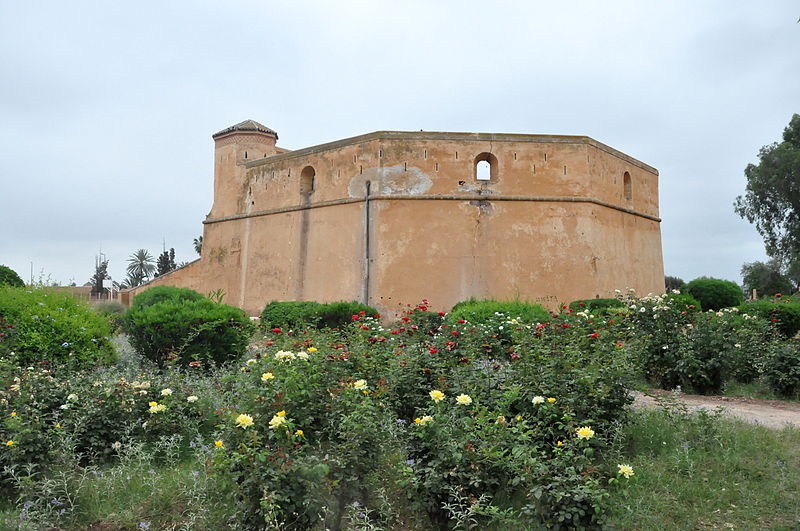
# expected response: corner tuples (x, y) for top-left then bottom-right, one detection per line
(127, 123), (665, 316)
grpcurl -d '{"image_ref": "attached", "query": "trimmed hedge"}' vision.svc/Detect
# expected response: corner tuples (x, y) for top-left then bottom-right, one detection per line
(447, 299), (550, 324)
(260, 300), (379, 330)
(740, 299), (800, 338)
(125, 298), (255, 369)
(685, 277), (744, 311)
(0, 286), (115, 368)
(130, 285), (205, 309)
(666, 292), (703, 312)
(568, 298), (620, 311)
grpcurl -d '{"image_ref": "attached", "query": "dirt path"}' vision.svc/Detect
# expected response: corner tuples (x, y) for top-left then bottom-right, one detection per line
(632, 390), (800, 429)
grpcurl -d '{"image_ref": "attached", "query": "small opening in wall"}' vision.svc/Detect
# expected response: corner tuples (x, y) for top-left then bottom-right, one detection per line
(477, 160), (491, 181)
(513, 152), (517, 160)
(353, 155), (357, 163)
(533, 164), (536, 174)
(424, 149), (427, 159)
(564, 165), (567, 175)
(360, 165), (363, 174)
(379, 149), (383, 158)
(623, 171), (632, 200)
(435, 162), (439, 172)
(544, 153), (547, 161)
(264, 153), (267, 158)
(300, 166), (315, 195)
(474, 152), (498, 181)
(404, 162), (407, 171)
(455, 151), (458, 160)
(458, 180), (465, 185)
(244, 151), (247, 159)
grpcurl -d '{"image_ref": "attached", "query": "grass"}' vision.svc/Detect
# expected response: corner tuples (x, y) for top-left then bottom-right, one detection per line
(606, 398), (800, 530)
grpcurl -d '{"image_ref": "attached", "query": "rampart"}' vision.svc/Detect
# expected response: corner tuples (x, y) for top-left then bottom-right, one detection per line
(127, 121), (665, 316)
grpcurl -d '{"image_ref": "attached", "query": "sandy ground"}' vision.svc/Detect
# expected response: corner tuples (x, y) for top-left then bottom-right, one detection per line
(632, 390), (800, 429)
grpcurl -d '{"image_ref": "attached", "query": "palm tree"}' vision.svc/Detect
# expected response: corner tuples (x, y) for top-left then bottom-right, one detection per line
(193, 235), (203, 256)
(126, 249), (155, 284)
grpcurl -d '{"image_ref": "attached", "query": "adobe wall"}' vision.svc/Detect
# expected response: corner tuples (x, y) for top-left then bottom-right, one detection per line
(128, 127), (664, 316)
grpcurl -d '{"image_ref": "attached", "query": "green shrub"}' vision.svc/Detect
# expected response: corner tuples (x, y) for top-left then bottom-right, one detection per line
(0, 265), (24, 287)
(740, 299), (800, 338)
(761, 340), (800, 398)
(260, 300), (379, 330)
(125, 298), (255, 368)
(315, 301), (379, 328)
(0, 286), (116, 368)
(447, 299), (550, 325)
(130, 285), (205, 309)
(568, 298), (619, 311)
(684, 277), (744, 311)
(666, 292), (703, 312)
(261, 301), (325, 329)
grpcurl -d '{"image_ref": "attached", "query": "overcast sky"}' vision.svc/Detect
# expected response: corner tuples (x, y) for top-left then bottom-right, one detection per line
(1, 1), (798, 290)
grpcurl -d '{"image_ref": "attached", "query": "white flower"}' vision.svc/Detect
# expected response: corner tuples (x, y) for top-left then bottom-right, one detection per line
(532, 396), (546, 405)
(66, 393), (78, 401)
(275, 350), (296, 362)
(111, 441), (122, 450)
(353, 379), (368, 390)
(161, 388), (173, 397)
(59, 404), (70, 410)
(296, 352), (309, 360)
(187, 395), (199, 403)
(246, 358), (258, 366)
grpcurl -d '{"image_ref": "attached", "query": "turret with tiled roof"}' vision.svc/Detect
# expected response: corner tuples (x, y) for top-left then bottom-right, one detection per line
(213, 119), (278, 140)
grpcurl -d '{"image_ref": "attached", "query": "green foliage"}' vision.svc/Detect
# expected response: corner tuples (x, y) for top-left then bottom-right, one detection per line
(568, 298), (620, 311)
(740, 259), (792, 298)
(664, 275), (685, 291)
(260, 300), (379, 330)
(735, 113), (800, 262)
(0, 265), (24, 288)
(130, 285), (205, 310)
(685, 277), (744, 311)
(447, 299), (550, 325)
(760, 340), (800, 398)
(667, 292), (703, 312)
(155, 248), (177, 277)
(125, 298), (254, 368)
(741, 297), (800, 338)
(0, 286), (115, 368)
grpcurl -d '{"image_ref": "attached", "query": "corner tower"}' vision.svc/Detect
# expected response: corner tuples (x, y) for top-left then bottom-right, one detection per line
(209, 120), (280, 218)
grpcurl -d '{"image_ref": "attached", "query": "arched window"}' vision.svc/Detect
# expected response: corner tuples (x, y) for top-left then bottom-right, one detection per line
(474, 153), (498, 182)
(623, 171), (632, 201)
(300, 166), (315, 195)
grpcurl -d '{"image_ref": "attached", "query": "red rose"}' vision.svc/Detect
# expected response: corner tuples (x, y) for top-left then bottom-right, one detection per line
(438, 311), (446, 316)
(271, 328), (282, 333)
(429, 347), (439, 354)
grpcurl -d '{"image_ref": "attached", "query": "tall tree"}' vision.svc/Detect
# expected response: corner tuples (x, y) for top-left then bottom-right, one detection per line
(741, 259), (792, 298)
(90, 259), (110, 295)
(127, 249), (156, 284)
(155, 248), (177, 277)
(193, 235), (203, 256)
(734, 114), (800, 263)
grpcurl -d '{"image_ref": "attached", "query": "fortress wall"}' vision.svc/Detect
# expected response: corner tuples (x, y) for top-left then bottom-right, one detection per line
(126, 127), (664, 316)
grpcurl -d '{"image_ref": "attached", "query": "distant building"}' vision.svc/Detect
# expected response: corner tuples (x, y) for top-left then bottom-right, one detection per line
(125, 120), (665, 315)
